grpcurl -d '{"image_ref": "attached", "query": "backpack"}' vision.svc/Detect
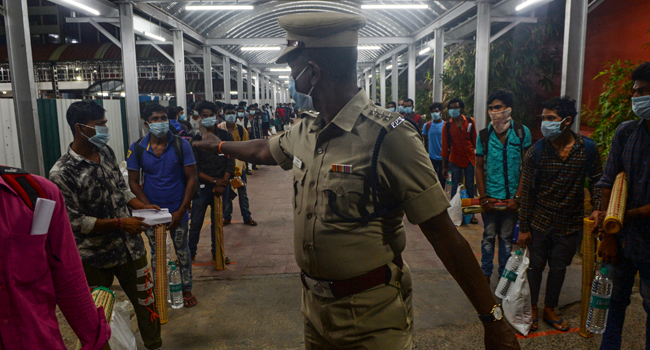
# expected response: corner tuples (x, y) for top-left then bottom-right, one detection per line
(479, 121), (527, 165)
(134, 135), (199, 199)
(170, 122), (192, 143)
(446, 116), (475, 154)
(531, 135), (597, 190)
(616, 119), (645, 150)
(0, 165), (46, 210)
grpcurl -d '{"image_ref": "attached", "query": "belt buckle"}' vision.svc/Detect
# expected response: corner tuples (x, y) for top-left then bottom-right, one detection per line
(303, 274), (335, 298)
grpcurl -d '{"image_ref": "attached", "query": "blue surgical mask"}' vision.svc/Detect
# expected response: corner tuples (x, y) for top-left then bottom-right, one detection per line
(431, 112), (441, 121)
(202, 116), (217, 128)
(148, 122), (169, 138)
(404, 106), (413, 114)
(541, 118), (567, 140)
(632, 95), (650, 120)
(179, 113), (186, 121)
(80, 124), (110, 149)
(449, 109), (461, 118)
(238, 112), (245, 117)
(289, 66), (315, 111)
(225, 114), (237, 123)
(398, 106), (406, 114)
(388, 107), (395, 112)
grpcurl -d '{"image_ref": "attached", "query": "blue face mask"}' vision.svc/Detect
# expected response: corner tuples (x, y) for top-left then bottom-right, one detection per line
(632, 95), (650, 120)
(80, 124), (110, 149)
(404, 106), (413, 114)
(202, 116), (217, 128)
(398, 105), (406, 114)
(289, 66), (315, 111)
(431, 112), (441, 121)
(148, 121), (169, 138)
(449, 109), (461, 118)
(225, 114), (237, 124)
(178, 113), (186, 121)
(388, 107), (395, 112)
(238, 112), (245, 117)
(541, 118), (567, 140)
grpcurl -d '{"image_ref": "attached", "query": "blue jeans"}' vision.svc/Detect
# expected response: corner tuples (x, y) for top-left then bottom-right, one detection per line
(430, 158), (446, 187)
(600, 257), (650, 350)
(145, 221), (193, 292)
(223, 172), (252, 222)
(189, 183), (221, 256)
(450, 162), (475, 198)
(480, 211), (517, 277)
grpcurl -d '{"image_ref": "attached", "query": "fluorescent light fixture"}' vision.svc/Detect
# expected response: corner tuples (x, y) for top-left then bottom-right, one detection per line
(165, 93), (170, 96)
(120, 92), (125, 97)
(516, 0), (544, 11)
(278, 75), (289, 79)
(386, 65), (393, 70)
(76, 76), (82, 81)
(185, 5), (254, 10)
(361, 4), (428, 9)
(230, 91), (238, 94)
(241, 46), (281, 51)
(419, 47), (431, 55)
(2, 91), (7, 94)
(358, 46), (381, 50)
(270, 68), (291, 72)
(143, 32), (166, 42)
(60, 0), (100, 16)
(284, 80), (289, 83)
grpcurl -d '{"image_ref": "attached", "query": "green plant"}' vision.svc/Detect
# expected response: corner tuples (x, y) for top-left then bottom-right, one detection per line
(582, 60), (638, 161)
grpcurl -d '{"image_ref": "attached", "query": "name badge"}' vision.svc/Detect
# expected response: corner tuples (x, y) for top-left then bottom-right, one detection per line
(293, 156), (303, 169)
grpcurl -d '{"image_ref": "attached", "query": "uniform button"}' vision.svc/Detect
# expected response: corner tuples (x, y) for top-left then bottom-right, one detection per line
(309, 180), (315, 187)
(317, 148), (323, 155)
(307, 213), (313, 219)
(336, 186), (345, 195)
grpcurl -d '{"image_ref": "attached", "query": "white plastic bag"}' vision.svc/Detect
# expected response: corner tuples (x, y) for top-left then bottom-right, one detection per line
(503, 248), (532, 335)
(270, 126), (277, 135)
(447, 184), (463, 226)
(108, 301), (137, 350)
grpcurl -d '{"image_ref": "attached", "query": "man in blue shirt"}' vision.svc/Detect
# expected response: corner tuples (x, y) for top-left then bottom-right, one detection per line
(475, 89), (531, 285)
(423, 102), (446, 185)
(127, 104), (199, 308)
(594, 61), (650, 349)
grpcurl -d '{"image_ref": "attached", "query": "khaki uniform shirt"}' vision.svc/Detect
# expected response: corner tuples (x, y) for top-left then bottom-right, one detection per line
(269, 90), (450, 280)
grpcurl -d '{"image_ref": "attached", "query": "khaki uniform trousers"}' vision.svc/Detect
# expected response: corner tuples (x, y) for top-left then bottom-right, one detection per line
(302, 262), (413, 350)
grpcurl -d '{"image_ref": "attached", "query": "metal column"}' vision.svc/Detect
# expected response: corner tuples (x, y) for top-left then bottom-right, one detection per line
(561, 0), (588, 133)
(473, 1), (491, 131)
(254, 71), (260, 105)
(173, 30), (186, 109)
(408, 44), (416, 100)
(203, 46), (213, 101)
(370, 66), (377, 103)
(119, 2), (141, 145)
(4, 0), (43, 174)
(379, 62), (386, 107)
(272, 82), (277, 108)
(237, 63), (243, 105)
(391, 54), (399, 102)
(223, 56), (231, 103)
(433, 28), (445, 103)
(365, 71), (370, 97)
(247, 68), (252, 105)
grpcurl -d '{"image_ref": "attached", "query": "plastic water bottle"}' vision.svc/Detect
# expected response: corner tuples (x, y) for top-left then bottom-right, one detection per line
(445, 172), (452, 196)
(495, 249), (523, 299)
(587, 268), (613, 334)
(169, 264), (183, 309)
(166, 261), (174, 304)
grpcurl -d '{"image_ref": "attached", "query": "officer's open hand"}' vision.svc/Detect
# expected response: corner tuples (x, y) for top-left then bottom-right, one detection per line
(195, 121), (223, 154)
(122, 217), (151, 235)
(484, 319), (521, 349)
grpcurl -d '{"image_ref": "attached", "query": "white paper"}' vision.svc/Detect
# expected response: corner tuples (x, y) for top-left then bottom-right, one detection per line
(31, 198), (56, 235)
(131, 208), (172, 226)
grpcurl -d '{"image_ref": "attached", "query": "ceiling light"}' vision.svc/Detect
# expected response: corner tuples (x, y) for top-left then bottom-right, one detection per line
(60, 0), (100, 16)
(143, 32), (165, 42)
(165, 93), (170, 96)
(120, 92), (125, 97)
(419, 47), (431, 55)
(76, 76), (82, 81)
(386, 65), (393, 70)
(230, 91), (238, 94)
(185, 5), (254, 10)
(358, 46), (381, 50)
(361, 4), (428, 9)
(270, 68), (291, 72)
(2, 91), (6, 94)
(241, 46), (281, 51)
(516, 0), (545, 11)
(278, 75), (289, 79)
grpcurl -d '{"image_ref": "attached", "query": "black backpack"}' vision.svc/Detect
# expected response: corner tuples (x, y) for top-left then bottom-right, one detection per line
(478, 121), (527, 165)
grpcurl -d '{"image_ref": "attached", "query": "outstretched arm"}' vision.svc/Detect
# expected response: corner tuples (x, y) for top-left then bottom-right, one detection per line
(193, 123), (277, 165)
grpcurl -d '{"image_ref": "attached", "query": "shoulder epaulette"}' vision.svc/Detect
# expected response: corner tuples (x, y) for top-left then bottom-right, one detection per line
(360, 105), (408, 131)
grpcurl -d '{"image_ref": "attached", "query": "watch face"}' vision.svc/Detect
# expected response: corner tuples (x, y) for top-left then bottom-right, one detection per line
(493, 306), (503, 320)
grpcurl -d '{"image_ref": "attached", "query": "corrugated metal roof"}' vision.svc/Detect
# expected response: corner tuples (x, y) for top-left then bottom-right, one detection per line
(0, 43), (174, 62)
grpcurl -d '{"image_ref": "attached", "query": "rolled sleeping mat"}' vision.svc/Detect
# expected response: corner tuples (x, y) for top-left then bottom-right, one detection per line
(580, 218), (597, 338)
(75, 287), (115, 349)
(604, 172), (627, 234)
(154, 225), (168, 324)
(214, 196), (226, 270)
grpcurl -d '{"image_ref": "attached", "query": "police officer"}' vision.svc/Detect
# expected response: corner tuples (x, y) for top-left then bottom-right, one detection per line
(193, 12), (519, 350)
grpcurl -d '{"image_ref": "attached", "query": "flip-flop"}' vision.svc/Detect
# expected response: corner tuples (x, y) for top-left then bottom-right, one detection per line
(530, 318), (539, 332)
(183, 295), (198, 308)
(544, 317), (569, 331)
(470, 217), (479, 224)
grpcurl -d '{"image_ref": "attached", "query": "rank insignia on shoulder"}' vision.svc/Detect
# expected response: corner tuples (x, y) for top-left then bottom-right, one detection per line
(331, 164), (353, 173)
(390, 116), (405, 129)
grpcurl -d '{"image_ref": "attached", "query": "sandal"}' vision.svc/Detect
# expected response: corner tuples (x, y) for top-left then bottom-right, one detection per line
(530, 318), (539, 332)
(183, 295), (198, 308)
(544, 317), (569, 331)
(223, 219), (231, 226)
(244, 219), (258, 226)
(470, 216), (479, 224)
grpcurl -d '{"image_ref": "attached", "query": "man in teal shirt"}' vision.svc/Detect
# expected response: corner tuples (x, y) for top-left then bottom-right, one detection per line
(475, 89), (531, 284)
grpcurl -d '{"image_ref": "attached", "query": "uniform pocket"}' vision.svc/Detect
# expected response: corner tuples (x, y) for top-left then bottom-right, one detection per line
(320, 172), (366, 222)
(11, 233), (49, 285)
(293, 167), (307, 214)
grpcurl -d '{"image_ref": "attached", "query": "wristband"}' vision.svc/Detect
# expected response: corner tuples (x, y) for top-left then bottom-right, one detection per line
(219, 141), (226, 155)
(117, 218), (121, 229)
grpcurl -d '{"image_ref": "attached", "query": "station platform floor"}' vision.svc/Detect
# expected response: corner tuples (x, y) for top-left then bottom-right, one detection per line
(59, 157), (647, 350)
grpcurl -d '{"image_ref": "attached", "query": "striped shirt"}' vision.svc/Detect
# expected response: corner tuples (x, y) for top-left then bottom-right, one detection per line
(519, 132), (603, 235)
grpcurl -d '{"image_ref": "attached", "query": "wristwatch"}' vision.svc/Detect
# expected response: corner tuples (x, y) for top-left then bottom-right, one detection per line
(478, 304), (504, 323)
(213, 179), (218, 185)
